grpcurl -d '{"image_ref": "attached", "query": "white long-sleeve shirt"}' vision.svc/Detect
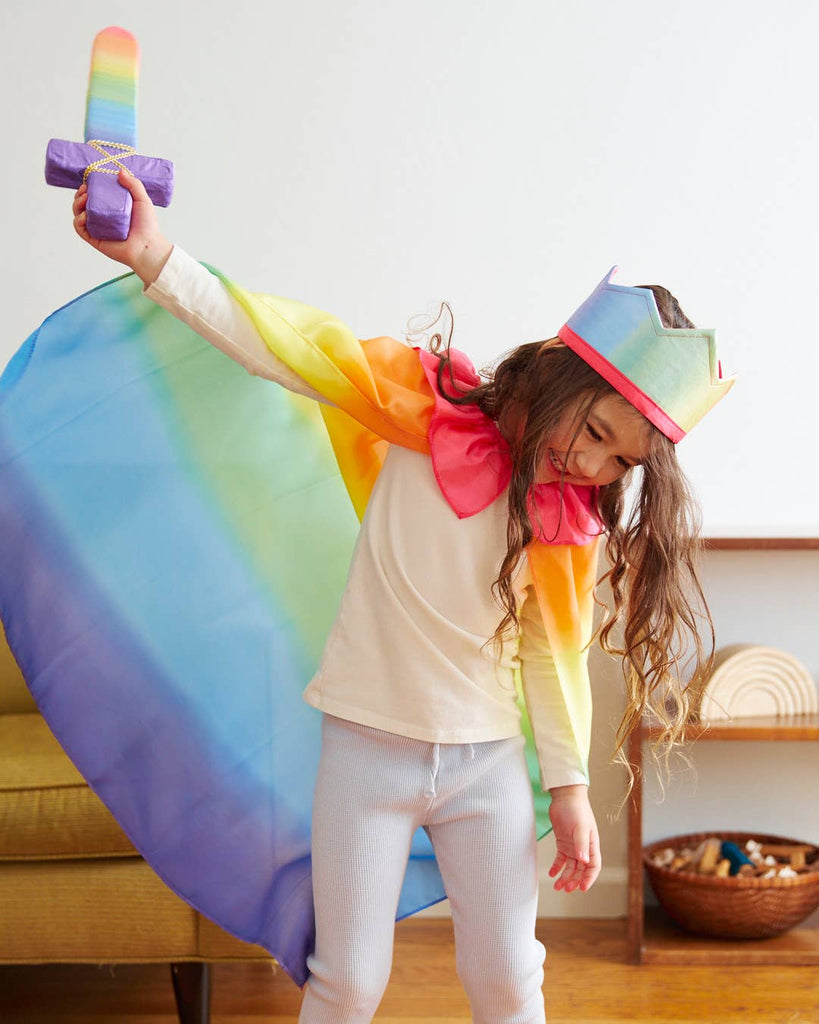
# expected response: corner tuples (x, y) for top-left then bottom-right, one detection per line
(145, 248), (587, 789)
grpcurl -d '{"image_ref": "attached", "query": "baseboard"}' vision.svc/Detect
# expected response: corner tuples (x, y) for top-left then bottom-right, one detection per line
(416, 867), (628, 919)
(535, 866), (628, 917)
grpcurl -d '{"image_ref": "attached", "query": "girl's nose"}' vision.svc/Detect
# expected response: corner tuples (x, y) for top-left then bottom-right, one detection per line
(574, 448), (605, 481)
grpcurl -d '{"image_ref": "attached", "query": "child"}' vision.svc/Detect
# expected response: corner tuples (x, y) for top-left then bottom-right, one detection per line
(71, 171), (732, 1023)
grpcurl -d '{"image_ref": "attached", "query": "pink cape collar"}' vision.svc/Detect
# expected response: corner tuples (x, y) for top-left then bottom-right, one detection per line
(417, 349), (604, 546)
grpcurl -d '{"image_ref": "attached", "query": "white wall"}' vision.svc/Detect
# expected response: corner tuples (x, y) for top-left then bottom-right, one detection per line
(3, 0), (818, 919)
(3, 0), (818, 535)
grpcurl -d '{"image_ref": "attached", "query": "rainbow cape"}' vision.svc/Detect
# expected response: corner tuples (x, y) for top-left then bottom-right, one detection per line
(0, 268), (599, 984)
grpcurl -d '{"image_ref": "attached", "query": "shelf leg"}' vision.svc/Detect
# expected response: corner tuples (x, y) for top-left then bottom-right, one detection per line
(627, 727), (645, 964)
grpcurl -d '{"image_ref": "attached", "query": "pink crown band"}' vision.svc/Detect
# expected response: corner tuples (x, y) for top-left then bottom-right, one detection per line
(557, 323), (686, 443)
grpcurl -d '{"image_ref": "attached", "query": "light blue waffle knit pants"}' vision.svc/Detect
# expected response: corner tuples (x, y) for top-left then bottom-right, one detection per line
(298, 714), (546, 1023)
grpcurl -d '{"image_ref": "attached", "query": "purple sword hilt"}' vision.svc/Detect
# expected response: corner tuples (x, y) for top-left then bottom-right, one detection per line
(46, 139), (174, 241)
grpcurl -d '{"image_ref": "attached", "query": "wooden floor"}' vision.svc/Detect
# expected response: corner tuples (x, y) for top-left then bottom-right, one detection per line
(1, 918), (818, 1023)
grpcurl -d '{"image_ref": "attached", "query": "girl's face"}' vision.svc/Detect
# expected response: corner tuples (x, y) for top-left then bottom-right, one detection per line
(537, 394), (652, 487)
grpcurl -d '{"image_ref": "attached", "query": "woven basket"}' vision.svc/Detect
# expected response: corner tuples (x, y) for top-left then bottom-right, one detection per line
(643, 831), (819, 939)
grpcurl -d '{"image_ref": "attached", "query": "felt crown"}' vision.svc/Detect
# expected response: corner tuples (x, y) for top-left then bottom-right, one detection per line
(557, 268), (734, 442)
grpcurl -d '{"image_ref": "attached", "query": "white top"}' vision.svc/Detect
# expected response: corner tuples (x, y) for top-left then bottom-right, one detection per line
(145, 247), (587, 789)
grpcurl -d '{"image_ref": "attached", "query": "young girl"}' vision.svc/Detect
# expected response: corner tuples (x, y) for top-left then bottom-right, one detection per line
(70, 170), (732, 1023)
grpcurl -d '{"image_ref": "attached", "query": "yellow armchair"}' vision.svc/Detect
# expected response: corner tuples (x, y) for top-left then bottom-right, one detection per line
(0, 621), (274, 1023)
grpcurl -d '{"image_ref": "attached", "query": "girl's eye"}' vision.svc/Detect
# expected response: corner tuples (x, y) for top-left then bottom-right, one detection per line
(586, 421), (632, 471)
(586, 423), (602, 442)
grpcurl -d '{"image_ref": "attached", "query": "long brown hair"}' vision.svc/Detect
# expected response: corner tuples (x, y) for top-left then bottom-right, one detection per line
(426, 289), (714, 771)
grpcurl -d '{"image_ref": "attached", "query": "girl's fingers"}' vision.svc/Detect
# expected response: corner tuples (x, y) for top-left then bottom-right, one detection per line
(550, 844), (601, 892)
(556, 858), (585, 892)
(548, 851), (567, 878)
(73, 209), (95, 247)
(550, 852), (579, 890)
(117, 167), (150, 202)
(578, 834), (602, 891)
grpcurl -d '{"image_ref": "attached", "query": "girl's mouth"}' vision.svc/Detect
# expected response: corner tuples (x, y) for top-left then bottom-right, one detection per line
(548, 449), (564, 475)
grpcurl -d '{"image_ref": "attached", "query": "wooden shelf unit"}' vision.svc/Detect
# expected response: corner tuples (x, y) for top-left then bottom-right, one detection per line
(627, 536), (819, 965)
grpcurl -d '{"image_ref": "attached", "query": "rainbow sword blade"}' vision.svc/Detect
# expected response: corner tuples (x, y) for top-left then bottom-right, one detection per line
(84, 26), (139, 147)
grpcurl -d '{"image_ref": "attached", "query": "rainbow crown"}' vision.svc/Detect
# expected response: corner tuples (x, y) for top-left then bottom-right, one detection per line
(557, 268), (734, 441)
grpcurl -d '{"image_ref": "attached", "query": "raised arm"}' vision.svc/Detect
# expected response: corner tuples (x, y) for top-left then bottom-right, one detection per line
(72, 170), (327, 401)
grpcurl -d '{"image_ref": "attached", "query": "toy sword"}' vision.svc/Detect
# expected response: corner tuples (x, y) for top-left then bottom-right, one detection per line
(45, 26), (174, 241)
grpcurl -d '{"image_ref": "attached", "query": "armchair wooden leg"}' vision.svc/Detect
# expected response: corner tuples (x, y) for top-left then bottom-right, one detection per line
(170, 962), (211, 1024)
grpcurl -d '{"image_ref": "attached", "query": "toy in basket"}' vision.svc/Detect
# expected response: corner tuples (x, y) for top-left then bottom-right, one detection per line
(643, 832), (819, 939)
